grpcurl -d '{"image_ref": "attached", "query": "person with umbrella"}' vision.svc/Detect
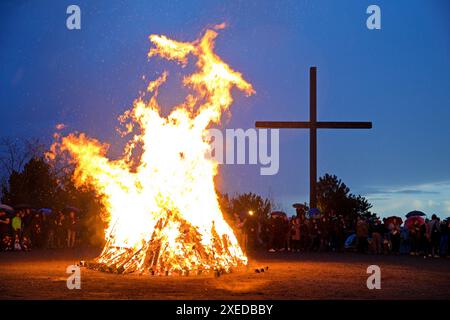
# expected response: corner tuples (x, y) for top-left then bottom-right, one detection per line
(0, 208), (12, 251)
(406, 210), (426, 218)
(406, 216), (425, 256)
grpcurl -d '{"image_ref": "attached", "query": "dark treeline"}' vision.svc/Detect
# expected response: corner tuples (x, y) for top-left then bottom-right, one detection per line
(219, 176), (449, 258)
(218, 174), (377, 254)
(0, 138), (105, 250)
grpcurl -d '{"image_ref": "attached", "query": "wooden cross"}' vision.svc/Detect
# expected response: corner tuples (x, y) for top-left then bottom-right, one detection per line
(255, 67), (372, 209)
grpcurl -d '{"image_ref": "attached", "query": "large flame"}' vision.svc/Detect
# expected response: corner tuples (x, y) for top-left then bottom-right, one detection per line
(50, 24), (254, 274)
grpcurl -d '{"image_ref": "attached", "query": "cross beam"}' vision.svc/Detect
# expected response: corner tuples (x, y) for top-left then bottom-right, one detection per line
(255, 67), (372, 209)
(255, 121), (372, 129)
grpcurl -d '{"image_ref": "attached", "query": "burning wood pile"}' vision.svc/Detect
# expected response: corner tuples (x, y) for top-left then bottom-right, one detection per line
(49, 24), (253, 275)
(87, 212), (242, 275)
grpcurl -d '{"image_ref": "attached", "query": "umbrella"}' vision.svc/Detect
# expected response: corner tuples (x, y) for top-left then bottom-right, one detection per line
(0, 204), (14, 213)
(384, 216), (403, 225)
(406, 210), (426, 218)
(270, 211), (287, 218)
(405, 216), (425, 229)
(65, 206), (80, 213)
(344, 234), (356, 248)
(38, 208), (52, 215)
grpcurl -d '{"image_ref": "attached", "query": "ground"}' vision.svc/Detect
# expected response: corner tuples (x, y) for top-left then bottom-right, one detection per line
(0, 248), (449, 300)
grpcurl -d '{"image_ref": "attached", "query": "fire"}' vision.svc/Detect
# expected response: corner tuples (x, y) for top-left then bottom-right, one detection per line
(49, 24), (254, 274)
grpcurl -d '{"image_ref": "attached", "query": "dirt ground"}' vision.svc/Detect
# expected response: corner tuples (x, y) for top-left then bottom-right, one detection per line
(0, 248), (449, 300)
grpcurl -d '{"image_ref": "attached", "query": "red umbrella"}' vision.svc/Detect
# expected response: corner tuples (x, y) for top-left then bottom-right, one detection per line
(405, 216), (425, 229)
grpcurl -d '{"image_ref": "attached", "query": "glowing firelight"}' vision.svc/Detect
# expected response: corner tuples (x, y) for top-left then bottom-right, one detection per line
(48, 24), (254, 274)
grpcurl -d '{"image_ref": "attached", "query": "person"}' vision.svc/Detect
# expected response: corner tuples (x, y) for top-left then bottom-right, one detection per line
(22, 209), (33, 246)
(310, 220), (321, 251)
(259, 218), (271, 251)
(421, 219), (431, 258)
(31, 212), (43, 248)
(55, 212), (66, 248)
(45, 213), (57, 249)
(22, 235), (31, 251)
(447, 219), (450, 258)
(409, 220), (421, 256)
(439, 218), (448, 257)
(300, 217), (310, 252)
(429, 214), (441, 258)
(281, 215), (290, 251)
(336, 215), (347, 252)
(0, 209), (12, 251)
(267, 215), (277, 252)
(356, 217), (369, 253)
(320, 216), (330, 251)
(11, 211), (22, 241)
(233, 212), (246, 251)
(14, 233), (22, 251)
(291, 216), (301, 252)
(271, 214), (288, 252)
(371, 219), (384, 255)
(67, 211), (78, 248)
(400, 225), (409, 254)
(389, 219), (401, 255)
(245, 213), (259, 251)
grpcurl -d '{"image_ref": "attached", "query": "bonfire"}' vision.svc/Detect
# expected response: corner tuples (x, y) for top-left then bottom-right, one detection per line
(48, 24), (254, 275)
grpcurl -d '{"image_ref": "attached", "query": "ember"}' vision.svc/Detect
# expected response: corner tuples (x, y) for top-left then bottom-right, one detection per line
(49, 24), (253, 274)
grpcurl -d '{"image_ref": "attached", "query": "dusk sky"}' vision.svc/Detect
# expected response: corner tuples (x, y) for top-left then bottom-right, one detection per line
(1, 0), (449, 218)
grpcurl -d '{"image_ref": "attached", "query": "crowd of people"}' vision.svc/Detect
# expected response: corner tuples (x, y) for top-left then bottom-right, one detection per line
(0, 208), (79, 252)
(2, 205), (449, 259)
(233, 211), (450, 258)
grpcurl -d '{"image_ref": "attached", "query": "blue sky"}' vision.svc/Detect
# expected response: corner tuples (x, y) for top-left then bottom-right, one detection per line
(1, 0), (449, 218)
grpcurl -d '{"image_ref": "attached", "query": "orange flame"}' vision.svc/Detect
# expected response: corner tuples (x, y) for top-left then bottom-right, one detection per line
(49, 25), (254, 274)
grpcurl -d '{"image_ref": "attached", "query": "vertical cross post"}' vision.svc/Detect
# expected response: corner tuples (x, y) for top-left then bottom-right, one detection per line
(310, 67), (317, 209)
(255, 66), (371, 211)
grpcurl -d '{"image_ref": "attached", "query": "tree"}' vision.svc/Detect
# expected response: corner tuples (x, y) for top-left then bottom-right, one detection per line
(0, 137), (45, 200)
(219, 192), (272, 221)
(316, 173), (373, 223)
(0, 138), (106, 247)
(1, 157), (60, 208)
(56, 175), (106, 246)
(218, 192), (273, 250)
(0, 137), (45, 177)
